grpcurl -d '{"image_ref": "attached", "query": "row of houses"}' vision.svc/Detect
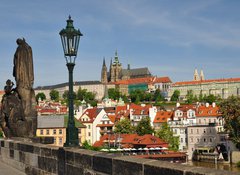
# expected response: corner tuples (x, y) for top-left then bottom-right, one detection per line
(35, 100), (236, 160)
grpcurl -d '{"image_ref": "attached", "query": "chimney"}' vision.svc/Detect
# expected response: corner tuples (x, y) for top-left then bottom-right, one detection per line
(212, 102), (216, 108)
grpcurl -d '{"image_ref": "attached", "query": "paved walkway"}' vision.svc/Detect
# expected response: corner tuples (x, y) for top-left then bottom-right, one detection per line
(0, 161), (25, 175)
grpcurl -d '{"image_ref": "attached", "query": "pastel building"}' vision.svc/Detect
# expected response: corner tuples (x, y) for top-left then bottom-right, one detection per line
(79, 107), (107, 145)
(36, 115), (86, 147)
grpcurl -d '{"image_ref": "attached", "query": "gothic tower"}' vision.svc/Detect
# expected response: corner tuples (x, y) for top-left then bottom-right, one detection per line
(101, 58), (108, 84)
(110, 50), (122, 82)
(194, 68), (200, 81)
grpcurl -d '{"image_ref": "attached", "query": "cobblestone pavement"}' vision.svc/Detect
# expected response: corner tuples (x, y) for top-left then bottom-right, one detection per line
(0, 161), (25, 175)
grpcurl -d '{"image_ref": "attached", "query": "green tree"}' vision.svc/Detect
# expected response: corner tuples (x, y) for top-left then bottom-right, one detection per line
(36, 92), (46, 102)
(129, 89), (145, 103)
(219, 96), (240, 149)
(203, 94), (220, 104)
(156, 123), (179, 151)
(114, 118), (134, 134)
(170, 90), (180, 101)
(76, 87), (97, 106)
(49, 89), (59, 101)
(135, 117), (154, 136)
(108, 88), (121, 100)
(153, 89), (164, 102)
(186, 90), (194, 104)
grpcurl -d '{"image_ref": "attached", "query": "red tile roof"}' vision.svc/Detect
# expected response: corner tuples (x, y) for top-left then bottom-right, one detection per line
(196, 105), (221, 117)
(154, 111), (173, 123)
(173, 77), (240, 86)
(93, 134), (168, 148)
(80, 107), (102, 123)
(114, 76), (171, 85)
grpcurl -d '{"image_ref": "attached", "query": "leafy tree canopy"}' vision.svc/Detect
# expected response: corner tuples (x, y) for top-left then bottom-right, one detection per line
(170, 90), (180, 102)
(36, 92), (46, 102)
(49, 89), (59, 101)
(156, 123), (179, 151)
(114, 118), (134, 134)
(219, 96), (240, 149)
(135, 117), (154, 136)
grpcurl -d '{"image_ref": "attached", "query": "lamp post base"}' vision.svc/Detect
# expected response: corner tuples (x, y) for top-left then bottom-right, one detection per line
(64, 125), (79, 147)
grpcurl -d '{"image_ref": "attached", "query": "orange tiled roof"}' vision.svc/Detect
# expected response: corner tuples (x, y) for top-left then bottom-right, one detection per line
(196, 105), (221, 117)
(108, 114), (116, 123)
(115, 76), (171, 85)
(93, 134), (168, 148)
(173, 77), (240, 86)
(154, 111), (173, 123)
(80, 107), (101, 123)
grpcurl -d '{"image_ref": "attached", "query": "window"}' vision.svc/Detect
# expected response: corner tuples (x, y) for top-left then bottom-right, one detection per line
(203, 129), (206, 133)
(181, 138), (183, 143)
(199, 119), (201, 124)
(88, 132), (91, 136)
(88, 125), (91, 129)
(46, 129), (50, 135)
(190, 138), (193, 142)
(53, 129), (56, 135)
(54, 138), (56, 144)
(197, 129), (199, 134)
(190, 129), (193, 134)
(203, 138), (206, 142)
(210, 138), (212, 142)
(40, 129), (44, 135)
(197, 138), (199, 142)
(59, 138), (62, 145)
(59, 129), (62, 135)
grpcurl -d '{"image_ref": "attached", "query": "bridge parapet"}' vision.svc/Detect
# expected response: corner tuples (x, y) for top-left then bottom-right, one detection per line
(0, 138), (237, 175)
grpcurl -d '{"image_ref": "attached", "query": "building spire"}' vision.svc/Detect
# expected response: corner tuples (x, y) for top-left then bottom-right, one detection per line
(200, 69), (205, 81)
(194, 68), (200, 81)
(101, 57), (108, 84)
(114, 50), (119, 64)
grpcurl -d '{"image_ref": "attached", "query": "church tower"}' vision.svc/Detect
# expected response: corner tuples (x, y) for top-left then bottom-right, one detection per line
(110, 50), (122, 82)
(194, 68), (200, 81)
(200, 69), (205, 81)
(101, 58), (108, 84)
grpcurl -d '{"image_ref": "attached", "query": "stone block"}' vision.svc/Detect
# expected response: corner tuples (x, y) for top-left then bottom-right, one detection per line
(66, 150), (75, 165)
(66, 164), (84, 175)
(113, 156), (151, 175)
(19, 151), (25, 163)
(9, 149), (14, 158)
(14, 150), (20, 161)
(58, 147), (65, 175)
(19, 143), (34, 153)
(93, 153), (118, 174)
(38, 156), (57, 174)
(74, 150), (94, 169)
(1, 147), (10, 158)
(40, 147), (52, 157)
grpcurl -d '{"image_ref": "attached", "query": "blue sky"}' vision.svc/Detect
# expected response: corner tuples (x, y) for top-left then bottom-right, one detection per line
(0, 0), (240, 89)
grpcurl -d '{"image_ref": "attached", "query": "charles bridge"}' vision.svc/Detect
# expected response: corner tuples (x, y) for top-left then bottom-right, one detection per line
(0, 138), (238, 175)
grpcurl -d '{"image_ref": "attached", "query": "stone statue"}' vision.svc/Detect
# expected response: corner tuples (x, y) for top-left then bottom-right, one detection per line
(0, 38), (37, 138)
(0, 80), (27, 137)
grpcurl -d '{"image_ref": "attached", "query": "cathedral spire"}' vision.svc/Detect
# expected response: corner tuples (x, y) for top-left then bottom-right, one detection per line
(101, 57), (108, 84)
(114, 50), (119, 64)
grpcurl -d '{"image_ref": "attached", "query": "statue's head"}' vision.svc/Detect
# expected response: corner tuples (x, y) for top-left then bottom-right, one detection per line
(16, 38), (24, 45)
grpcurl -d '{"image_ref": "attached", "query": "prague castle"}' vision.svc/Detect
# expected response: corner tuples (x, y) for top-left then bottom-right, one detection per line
(101, 51), (152, 84)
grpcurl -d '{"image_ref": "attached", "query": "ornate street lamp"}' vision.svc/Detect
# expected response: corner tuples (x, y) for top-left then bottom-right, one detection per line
(59, 16), (83, 147)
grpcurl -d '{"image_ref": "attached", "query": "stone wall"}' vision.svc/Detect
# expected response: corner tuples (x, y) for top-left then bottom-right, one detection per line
(0, 138), (238, 175)
(231, 151), (240, 164)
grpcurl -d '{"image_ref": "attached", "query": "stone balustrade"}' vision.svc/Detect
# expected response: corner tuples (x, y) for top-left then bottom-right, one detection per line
(0, 138), (238, 175)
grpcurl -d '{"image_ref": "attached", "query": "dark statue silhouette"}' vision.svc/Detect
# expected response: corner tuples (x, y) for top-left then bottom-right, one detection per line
(0, 38), (37, 138)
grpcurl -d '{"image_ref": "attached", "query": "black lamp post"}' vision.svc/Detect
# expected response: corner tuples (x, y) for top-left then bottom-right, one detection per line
(59, 16), (83, 147)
